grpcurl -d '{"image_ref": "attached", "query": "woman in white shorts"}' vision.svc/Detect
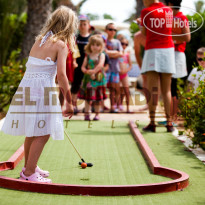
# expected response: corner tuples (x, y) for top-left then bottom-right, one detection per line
(140, 0), (176, 132)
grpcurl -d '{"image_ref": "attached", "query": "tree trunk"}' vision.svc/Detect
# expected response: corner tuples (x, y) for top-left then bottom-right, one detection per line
(20, 0), (52, 59)
(136, 0), (144, 17)
(136, 0), (166, 18)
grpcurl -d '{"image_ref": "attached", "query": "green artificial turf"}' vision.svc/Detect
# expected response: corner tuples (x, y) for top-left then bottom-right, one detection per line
(0, 132), (24, 162)
(0, 121), (204, 205)
(0, 121), (169, 185)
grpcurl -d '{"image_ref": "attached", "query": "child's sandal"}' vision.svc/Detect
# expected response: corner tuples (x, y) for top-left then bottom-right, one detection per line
(22, 166), (49, 178)
(84, 115), (90, 121)
(19, 172), (52, 183)
(93, 116), (100, 121)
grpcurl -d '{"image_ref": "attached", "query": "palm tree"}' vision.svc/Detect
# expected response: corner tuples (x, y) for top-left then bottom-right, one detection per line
(195, 0), (204, 13)
(20, 0), (52, 59)
(0, 0), (26, 71)
(20, 0), (87, 59)
(53, 0), (87, 13)
(136, 0), (144, 17)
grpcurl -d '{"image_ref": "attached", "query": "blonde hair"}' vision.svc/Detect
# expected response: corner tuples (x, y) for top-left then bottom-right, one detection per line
(36, 6), (78, 52)
(84, 35), (104, 55)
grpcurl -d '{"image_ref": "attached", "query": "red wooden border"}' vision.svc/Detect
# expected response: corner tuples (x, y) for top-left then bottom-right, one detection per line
(0, 121), (189, 196)
(0, 144), (24, 171)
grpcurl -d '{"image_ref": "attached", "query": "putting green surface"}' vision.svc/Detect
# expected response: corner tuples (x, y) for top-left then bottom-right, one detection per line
(0, 121), (205, 205)
(0, 121), (169, 185)
(0, 132), (24, 162)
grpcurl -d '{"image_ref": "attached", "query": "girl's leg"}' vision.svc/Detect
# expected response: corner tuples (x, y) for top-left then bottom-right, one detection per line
(160, 73), (172, 126)
(121, 76), (130, 112)
(72, 93), (78, 114)
(84, 100), (91, 119)
(110, 83), (116, 111)
(24, 137), (35, 167)
(94, 101), (100, 118)
(142, 74), (149, 107)
(119, 80), (124, 107)
(146, 71), (160, 125)
(120, 87), (124, 106)
(113, 82), (120, 109)
(24, 135), (50, 176)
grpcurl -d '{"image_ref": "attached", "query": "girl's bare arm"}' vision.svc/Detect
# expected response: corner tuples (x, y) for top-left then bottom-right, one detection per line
(88, 53), (105, 74)
(105, 49), (123, 59)
(172, 23), (191, 42)
(127, 54), (132, 71)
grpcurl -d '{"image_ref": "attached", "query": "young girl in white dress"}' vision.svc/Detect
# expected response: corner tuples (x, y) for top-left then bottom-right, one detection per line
(1, 6), (78, 183)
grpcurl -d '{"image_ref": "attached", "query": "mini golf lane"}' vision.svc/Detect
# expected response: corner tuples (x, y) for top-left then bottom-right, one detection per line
(0, 121), (189, 196)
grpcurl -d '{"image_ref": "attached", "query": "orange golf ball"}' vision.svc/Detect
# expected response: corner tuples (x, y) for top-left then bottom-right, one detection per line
(81, 162), (87, 169)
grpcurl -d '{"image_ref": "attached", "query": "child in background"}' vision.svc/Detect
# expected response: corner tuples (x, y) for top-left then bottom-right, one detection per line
(71, 14), (91, 114)
(118, 37), (132, 113)
(105, 23), (123, 113)
(88, 31), (110, 113)
(78, 35), (106, 120)
(140, 0), (176, 132)
(1, 6), (77, 182)
(99, 34), (110, 112)
(188, 47), (205, 91)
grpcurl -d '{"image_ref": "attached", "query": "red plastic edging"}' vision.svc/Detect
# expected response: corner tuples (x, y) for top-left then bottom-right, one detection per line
(0, 121), (189, 196)
(0, 144), (24, 171)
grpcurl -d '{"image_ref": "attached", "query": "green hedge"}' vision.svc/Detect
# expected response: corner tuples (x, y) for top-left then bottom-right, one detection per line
(178, 65), (205, 150)
(0, 50), (26, 112)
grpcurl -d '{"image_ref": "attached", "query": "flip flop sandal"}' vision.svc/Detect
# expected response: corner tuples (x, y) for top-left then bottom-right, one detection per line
(19, 171), (52, 183)
(22, 166), (49, 178)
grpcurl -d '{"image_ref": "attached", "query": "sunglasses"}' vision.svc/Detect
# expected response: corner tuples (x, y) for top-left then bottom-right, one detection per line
(121, 42), (128, 46)
(107, 28), (117, 32)
(197, 58), (205, 62)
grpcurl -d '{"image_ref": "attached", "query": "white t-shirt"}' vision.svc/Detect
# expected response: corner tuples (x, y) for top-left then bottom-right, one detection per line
(188, 68), (205, 91)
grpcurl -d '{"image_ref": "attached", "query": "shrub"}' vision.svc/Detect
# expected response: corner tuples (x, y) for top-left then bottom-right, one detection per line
(0, 50), (26, 112)
(0, 0), (27, 69)
(130, 21), (140, 38)
(178, 65), (205, 150)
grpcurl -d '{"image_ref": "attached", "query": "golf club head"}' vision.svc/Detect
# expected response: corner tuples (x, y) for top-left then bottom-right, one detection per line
(79, 162), (93, 167)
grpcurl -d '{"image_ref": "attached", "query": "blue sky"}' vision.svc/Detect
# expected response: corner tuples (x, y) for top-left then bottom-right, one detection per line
(72, 0), (196, 22)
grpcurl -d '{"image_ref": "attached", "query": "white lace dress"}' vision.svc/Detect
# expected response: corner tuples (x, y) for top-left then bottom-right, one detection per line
(1, 56), (64, 140)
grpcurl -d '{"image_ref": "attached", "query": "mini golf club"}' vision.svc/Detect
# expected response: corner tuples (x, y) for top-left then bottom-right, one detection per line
(64, 131), (93, 167)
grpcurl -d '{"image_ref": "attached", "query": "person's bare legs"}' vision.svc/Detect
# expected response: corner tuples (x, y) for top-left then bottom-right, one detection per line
(24, 135), (50, 176)
(94, 101), (100, 118)
(72, 93), (78, 111)
(146, 71), (160, 125)
(142, 74), (149, 108)
(113, 82), (120, 109)
(110, 82), (120, 111)
(160, 73), (172, 126)
(84, 100), (91, 116)
(109, 85), (115, 111)
(24, 137), (35, 168)
(121, 76), (130, 112)
(171, 96), (178, 122)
